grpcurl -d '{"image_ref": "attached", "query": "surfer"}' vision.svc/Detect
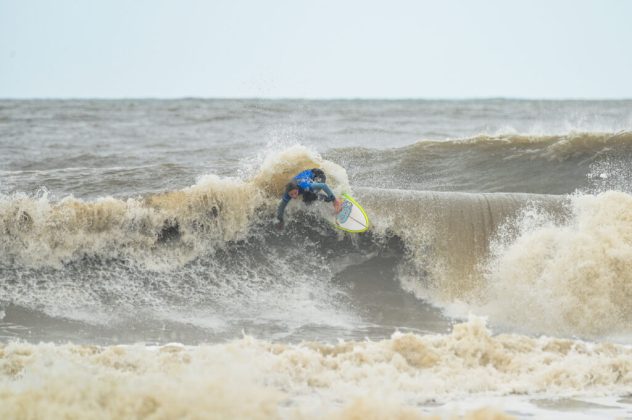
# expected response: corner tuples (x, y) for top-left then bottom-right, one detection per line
(275, 168), (341, 229)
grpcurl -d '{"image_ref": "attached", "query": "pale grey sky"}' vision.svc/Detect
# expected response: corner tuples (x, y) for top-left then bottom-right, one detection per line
(1, 0), (631, 98)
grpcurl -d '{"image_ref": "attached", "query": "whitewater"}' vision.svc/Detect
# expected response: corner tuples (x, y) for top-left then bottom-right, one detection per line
(2, 99), (632, 419)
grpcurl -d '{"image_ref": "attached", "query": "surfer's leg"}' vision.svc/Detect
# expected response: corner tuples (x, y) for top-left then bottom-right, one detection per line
(302, 191), (318, 204)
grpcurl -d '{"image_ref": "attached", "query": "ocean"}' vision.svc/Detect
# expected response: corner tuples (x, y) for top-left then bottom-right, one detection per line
(1, 99), (632, 418)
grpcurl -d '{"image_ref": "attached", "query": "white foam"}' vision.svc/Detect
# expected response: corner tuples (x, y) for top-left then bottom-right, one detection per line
(2, 317), (631, 419)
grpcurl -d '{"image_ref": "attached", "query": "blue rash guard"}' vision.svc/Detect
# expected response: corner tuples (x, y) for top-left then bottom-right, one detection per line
(277, 169), (336, 222)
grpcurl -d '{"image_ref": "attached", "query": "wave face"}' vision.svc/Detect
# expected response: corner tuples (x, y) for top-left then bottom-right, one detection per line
(3, 99), (632, 417)
(356, 188), (632, 339)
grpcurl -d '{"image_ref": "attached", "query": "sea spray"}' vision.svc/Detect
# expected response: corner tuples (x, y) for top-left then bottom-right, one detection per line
(0, 145), (350, 269)
(478, 191), (632, 337)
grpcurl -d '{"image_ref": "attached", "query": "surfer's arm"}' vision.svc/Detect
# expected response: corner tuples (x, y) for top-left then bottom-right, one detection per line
(277, 194), (291, 222)
(310, 183), (335, 201)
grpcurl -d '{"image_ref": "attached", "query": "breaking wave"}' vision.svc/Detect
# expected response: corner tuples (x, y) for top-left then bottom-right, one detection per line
(2, 145), (632, 339)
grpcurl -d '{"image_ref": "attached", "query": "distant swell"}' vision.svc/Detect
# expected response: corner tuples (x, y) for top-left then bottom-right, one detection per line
(327, 131), (632, 194)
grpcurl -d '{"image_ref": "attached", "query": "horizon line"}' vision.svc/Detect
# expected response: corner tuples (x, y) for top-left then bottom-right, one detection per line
(1, 95), (632, 102)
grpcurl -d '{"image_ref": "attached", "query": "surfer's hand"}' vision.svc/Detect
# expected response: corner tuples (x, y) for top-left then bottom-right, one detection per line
(333, 198), (343, 213)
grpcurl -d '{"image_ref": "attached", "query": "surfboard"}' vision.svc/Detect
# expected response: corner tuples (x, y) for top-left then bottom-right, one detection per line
(333, 193), (369, 233)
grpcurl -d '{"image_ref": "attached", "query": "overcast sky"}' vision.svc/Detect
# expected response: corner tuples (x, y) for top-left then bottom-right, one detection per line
(1, 0), (631, 99)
